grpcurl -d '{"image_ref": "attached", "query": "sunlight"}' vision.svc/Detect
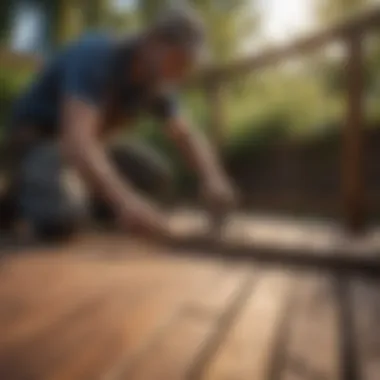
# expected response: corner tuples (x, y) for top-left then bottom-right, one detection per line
(257, 0), (315, 42)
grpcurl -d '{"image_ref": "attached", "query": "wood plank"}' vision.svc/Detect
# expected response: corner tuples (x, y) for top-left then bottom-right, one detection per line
(0, 279), (137, 380)
(28, 256), (235, 380)
(280, 274), (341, 380)
(200, 269), (294, 380)
(183, 264), (252, 314)
(123, 312), (217, 380)
(0, 253), (233, 380)
(0, 258), (169, 348)
(0, 257), (175, 378)
(117, 268), (254, 380)
(101, 263), (251, 380)
(350, 278), (380, 380)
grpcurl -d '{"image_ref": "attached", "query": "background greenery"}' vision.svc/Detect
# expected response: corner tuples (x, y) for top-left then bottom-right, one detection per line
(0, 0), (379, 194)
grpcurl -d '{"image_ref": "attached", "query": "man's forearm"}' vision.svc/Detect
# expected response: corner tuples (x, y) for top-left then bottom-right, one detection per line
(63, 139), (140, 211)
(171, 123), (225, 183)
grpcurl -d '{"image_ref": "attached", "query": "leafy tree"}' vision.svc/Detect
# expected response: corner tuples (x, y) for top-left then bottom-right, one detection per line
(310, 0), (379, 102)
(190, 0), (259, 63)
(0, 0), (12, 44)
(314, 0), (373, 25)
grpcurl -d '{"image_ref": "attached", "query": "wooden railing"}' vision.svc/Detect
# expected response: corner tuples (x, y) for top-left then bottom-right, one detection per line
(201, 7), (380, 234)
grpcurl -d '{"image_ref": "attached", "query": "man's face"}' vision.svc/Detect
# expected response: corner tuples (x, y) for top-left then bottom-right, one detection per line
(151, 43), (197, 85)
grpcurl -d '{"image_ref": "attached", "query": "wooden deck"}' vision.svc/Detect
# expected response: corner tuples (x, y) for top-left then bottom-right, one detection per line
(0, 234), (379, 380)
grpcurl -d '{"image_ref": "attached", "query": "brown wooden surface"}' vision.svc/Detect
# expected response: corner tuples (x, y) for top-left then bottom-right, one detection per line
(0, 237), (379, 380)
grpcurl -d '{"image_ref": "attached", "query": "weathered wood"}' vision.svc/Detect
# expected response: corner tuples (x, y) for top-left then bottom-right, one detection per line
(124, 314), (216, 380)
(350, 278), (380, 380)
(343, 32), (366, 233)
(0, 252), (235, 380)
(280, 274), (341, 380)
(200, 270), (294, 380)
(166, 234), (380, 277)
(103, 264), (250, 380)
(0, 241), (379, 380)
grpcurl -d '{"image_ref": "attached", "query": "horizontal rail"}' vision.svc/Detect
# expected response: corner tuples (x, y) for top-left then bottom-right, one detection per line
(166, 234), (380, 278)
(198, 7), (380, 83)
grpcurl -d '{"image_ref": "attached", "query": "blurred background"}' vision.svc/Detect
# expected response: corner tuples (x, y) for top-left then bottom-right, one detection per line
(0, 0), (379, 226)
(0, 4), (380, 380)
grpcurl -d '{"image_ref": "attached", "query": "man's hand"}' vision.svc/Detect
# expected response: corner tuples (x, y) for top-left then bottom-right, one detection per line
(164, 117), (237, 212)
(116, 196), (170, 240)
(201, 176), (237, 212)
(61, 97), (171, 242)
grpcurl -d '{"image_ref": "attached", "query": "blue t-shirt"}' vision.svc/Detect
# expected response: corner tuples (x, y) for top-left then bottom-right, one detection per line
(9, 33), (179, 134)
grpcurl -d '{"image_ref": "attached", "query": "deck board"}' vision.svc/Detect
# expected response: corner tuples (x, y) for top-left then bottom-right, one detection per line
(0, 237), (378, 380)
(200, 270), (294, 380)
(280, 274), (341, 380)
(350, 278), (380, 380)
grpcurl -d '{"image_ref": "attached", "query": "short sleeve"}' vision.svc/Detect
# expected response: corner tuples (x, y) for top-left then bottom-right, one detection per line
(62, 49), (108, 107)
(149, 92), (180, 121)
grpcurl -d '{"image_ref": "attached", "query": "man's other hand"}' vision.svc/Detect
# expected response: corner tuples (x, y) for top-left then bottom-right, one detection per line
(201, 176), (237, 212)
(116, 197), (170, 240)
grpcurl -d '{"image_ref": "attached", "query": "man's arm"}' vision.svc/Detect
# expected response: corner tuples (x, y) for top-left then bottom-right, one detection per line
(150, 91), (229, 187)
(164, 115), (228, 185)
(60, 97), (166, 234)
(61, 97), (134, 208)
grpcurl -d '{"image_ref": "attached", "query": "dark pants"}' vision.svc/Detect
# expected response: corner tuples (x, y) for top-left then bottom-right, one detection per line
(0, 127), (173, 241)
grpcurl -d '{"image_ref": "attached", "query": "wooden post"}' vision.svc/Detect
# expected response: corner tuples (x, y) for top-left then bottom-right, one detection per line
(342, 31), (366, 234)
(205, 79), (224, 152)
(204, 79), (226, 238)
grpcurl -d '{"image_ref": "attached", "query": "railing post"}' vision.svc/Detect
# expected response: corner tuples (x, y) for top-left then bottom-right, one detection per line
(342, 30), (366, 234)
(205, 79), (224, 152)
(204, 78), (227, 236)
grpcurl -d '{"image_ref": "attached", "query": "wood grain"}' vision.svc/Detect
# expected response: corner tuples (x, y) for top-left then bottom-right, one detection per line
(350, 278), (380, 380)
(280, 274), (341, 380)
(200, 270), (295, 380)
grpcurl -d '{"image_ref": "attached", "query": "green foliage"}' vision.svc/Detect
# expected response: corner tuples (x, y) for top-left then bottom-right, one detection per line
(189, 0), (259, 62)
(314, 0), (372, 25)
(0, 67), (33, 134)
(138, 0), (168, 23)
(224, 112), (288, 164)
(0, 0), (12, 44)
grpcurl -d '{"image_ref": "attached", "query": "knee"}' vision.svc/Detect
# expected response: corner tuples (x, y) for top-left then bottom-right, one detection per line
(17, 143), (89, 242)
(33, 213), (81, 242)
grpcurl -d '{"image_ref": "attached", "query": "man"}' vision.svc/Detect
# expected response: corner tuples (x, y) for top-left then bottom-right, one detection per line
(0, 8), (235, 241)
